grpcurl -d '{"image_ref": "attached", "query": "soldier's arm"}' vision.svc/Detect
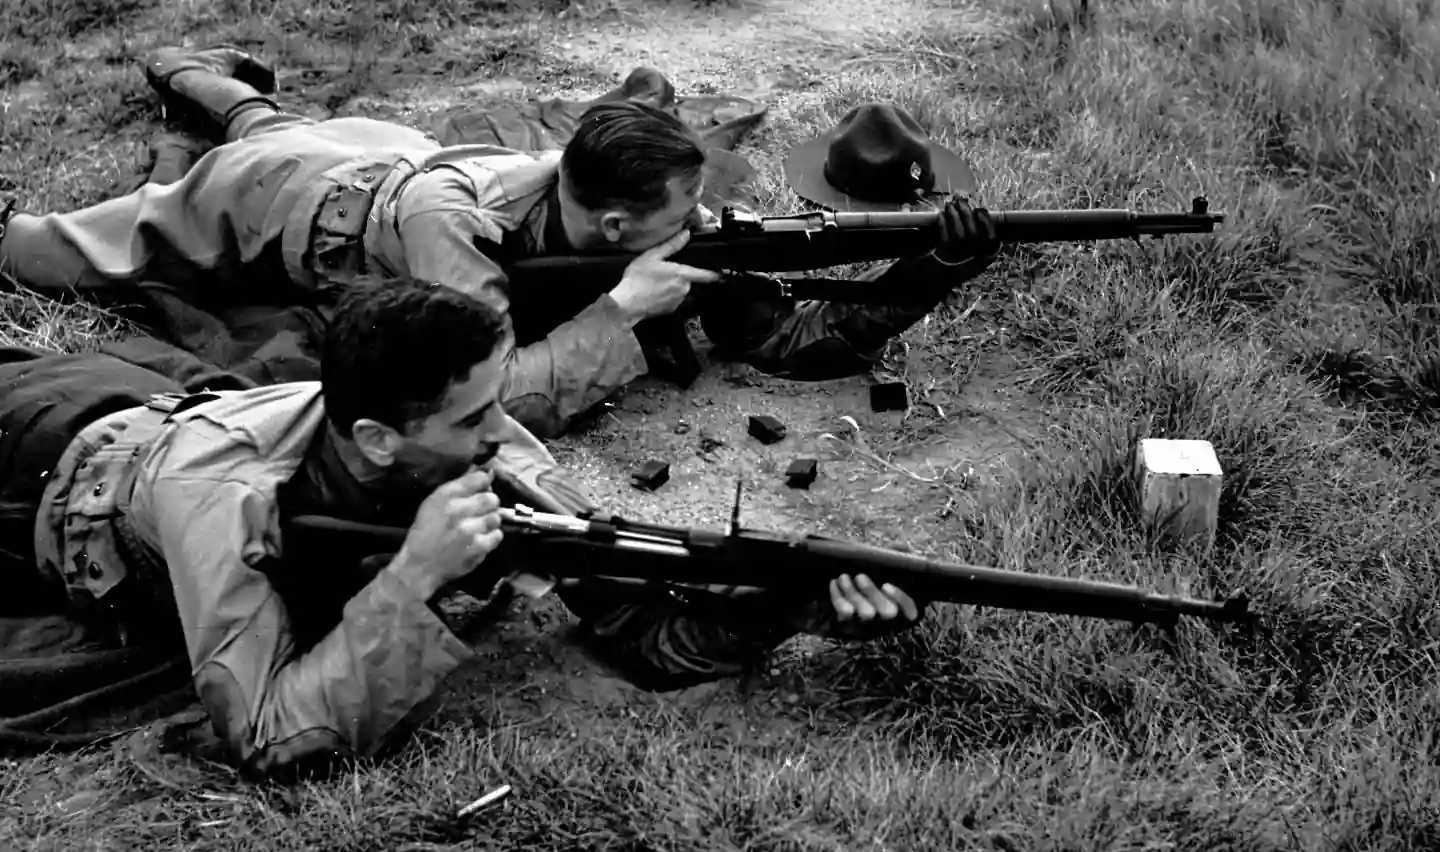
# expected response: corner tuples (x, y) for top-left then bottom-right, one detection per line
(394, 174), (648, 438)
(553, 578), (923, 688)
(149, 473), (471, 781)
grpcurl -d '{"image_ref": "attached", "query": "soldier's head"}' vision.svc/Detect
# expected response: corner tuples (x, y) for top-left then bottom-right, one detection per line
(321, 277), (516, 499)
(559, 101), (708, 252)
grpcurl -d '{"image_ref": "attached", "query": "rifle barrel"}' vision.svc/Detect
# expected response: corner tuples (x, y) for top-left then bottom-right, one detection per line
(797, 536), (1247, 626)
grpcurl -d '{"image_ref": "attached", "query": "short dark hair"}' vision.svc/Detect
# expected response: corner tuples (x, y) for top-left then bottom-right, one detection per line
(321, 277), (511, 437)
(560, 101), (707, 217)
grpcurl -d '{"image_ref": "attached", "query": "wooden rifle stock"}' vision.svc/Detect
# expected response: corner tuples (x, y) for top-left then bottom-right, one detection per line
(285, 501), (1251, 630)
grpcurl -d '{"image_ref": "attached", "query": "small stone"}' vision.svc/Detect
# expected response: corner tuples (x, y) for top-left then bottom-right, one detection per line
(747, 414), (787, 444)
(630, 460), (670, 491)
(784, 458), (818, 489)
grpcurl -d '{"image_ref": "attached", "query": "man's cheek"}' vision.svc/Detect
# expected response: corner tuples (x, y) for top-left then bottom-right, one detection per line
(624, 232), (666, 253)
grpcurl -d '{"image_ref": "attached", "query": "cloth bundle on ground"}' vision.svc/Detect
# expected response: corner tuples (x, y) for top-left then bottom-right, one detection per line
(0, 69), (767, 757)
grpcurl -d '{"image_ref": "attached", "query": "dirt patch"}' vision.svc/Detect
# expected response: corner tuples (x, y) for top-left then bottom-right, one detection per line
(551, 340), (1040, 538)
(544, 0), (985, 103)
(374, 0), (1044, 716)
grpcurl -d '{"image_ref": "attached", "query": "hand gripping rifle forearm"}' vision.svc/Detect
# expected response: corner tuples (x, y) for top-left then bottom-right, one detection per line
(286, 493), (1251, 631)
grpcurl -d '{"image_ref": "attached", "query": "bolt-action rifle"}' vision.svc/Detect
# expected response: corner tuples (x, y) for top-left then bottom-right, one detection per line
(496, 198), (1226, 384)
(285, 482), (1250, 630)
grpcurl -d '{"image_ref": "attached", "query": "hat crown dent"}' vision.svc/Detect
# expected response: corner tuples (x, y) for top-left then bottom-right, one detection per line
(831, 103), (932, 165)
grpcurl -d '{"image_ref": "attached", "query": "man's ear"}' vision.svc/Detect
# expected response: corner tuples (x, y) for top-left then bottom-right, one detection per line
(598, 210), (629, 244)
(350, 418), (404, 467)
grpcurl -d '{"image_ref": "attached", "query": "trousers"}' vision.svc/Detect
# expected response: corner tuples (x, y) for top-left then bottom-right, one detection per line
(0, 348), (185, 616)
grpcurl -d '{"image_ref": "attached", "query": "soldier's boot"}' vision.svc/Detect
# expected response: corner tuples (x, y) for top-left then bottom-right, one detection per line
(143, 45), (280, 143)
(101, 131), (215, 201)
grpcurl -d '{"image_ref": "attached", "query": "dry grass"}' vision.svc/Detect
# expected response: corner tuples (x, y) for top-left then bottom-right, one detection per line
(3, 0), (1439, 849)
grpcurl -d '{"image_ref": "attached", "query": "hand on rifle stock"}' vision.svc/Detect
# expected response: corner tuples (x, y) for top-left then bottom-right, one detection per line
(386, 469), (506, 601)
(932, 194), (1001, 267)
(608, 229), (723, 323)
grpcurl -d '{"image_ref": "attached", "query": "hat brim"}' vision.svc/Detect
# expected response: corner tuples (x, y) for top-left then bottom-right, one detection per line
(782, 131), (979, 212)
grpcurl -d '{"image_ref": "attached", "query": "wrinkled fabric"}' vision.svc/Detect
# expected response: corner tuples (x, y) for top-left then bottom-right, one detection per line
(126, 385), (476, 778)
(0, 351), (206, 754)
(0, 67), (768, 440)
(0, 60), (975, 440)
(15, 382), (473, 776)
(0, 349), (184, 616)
(3, 351), (923, 763)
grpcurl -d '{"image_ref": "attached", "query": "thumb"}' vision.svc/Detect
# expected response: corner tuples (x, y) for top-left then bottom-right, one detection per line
(642, 227), (692, 260)
(451, 466), (496, 494)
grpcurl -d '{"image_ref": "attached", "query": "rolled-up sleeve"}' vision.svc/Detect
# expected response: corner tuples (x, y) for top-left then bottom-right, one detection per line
(151, 474), (471, 780)
(396, 170), (649, 437)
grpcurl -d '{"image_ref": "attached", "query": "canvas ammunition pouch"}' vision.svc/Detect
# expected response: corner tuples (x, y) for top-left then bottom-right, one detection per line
(298, 158), (403, 300)
(37, 391), (219, 647)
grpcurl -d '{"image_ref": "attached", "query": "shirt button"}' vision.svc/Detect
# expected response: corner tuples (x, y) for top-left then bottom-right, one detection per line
(87, 562), (104, 580)
(338, 207), (348, 218)
(93, 483), (106, 496)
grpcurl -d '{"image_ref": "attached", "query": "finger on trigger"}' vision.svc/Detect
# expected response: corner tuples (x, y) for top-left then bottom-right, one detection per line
(676, 264), (723, 282)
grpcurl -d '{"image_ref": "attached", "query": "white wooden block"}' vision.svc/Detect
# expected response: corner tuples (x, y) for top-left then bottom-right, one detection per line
(1135, 439), (1223, 552)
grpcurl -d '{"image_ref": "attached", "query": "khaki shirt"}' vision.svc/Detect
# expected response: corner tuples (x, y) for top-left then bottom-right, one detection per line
(201, 119), (647, 438)
(359, 143), (648, 436)
(34, 385), (474, 776)
(15, 118), (647, 439)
